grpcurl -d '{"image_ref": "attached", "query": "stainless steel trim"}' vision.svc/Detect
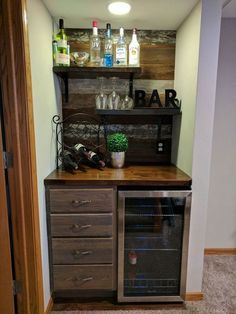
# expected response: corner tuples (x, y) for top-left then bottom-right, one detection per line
(180, 192), (192, 300)
(118, 295), (184, 303)
(117, 190), (192, 303)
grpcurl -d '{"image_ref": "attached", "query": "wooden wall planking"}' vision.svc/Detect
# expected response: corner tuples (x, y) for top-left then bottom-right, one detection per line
(59, 29), (176, 164)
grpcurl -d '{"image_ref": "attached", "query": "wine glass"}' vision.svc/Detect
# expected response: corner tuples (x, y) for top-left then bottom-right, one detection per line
(95, 77), (107, 109)
(108, 77), (120, 110)
(120, 80), (134, 110)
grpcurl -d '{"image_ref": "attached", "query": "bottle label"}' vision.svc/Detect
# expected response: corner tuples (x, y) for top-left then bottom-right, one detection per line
(91, 40), (100, 50)
(129, 47), (139, 65)
(74, 143), (85, 151)
(116, 47), (127, 65)
(104, 54), (113, 67)
(57, 39), (67, 49)
(90, 152), (96, 158)
(56, 53), (69, 65)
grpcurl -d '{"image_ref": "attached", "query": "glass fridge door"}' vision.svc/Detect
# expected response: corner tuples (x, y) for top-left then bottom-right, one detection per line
(118, 191), (191, 302)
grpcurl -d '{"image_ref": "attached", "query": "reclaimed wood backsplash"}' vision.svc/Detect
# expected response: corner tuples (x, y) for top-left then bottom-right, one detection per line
(63, 29), (176, 115)
(61, 29), (176, 164)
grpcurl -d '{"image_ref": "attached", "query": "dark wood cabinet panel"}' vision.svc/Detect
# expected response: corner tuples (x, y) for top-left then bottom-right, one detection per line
(51, 214), (113, 237)
(52, 238), (113, 264)
(46, 186), (117, 295)
(53, 265), (114, 290)
(45, 166), (191, 299)
(45, 166), (191, 187)
(49, 188), (114, 213)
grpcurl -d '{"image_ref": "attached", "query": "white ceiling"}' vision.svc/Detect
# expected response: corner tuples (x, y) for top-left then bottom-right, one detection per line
(42, 0), (199, 30)
(42, 0), (236, 30)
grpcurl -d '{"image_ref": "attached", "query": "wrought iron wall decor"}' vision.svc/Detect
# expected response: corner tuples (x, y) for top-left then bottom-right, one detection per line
(53, 113), (106, 172)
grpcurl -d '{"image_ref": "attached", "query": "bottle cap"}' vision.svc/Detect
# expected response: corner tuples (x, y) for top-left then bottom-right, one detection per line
(92, 20), (98, 27)
(106, 23), (111, 29)
(59, 18), (64, 29)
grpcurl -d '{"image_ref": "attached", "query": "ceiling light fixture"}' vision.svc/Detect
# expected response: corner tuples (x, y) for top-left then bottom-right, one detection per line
(108, 1), (131, 15)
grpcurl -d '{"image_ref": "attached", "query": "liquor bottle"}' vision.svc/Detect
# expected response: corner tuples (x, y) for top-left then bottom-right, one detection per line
(60, 150), (78, 173)
(129, 28), (140, 66)
(104, 23), (113, 67)
(87, 150), (105, 168)
(90, 21), (101, 65)
(115, 27), (127, 66)
(55, 19), (69, 66)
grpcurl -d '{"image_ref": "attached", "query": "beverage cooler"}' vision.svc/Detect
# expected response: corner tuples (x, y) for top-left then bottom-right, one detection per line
(117, 190), (191, 302)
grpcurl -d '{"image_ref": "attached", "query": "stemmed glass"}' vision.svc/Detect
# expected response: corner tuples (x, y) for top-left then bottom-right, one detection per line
(120, 80), (134, 110)
(95, 77), (107, 110)
(108, 77), (120, 110)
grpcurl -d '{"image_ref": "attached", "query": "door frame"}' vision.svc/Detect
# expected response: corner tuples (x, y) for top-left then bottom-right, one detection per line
(0, 107), (15, 314)
(0, 0), (44, 313)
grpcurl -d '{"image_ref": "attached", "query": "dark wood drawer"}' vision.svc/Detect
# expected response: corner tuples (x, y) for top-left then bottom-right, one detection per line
(51, 214), (112, 237)
(49, 188), (114, 213)
(52, 238), (113, 264)
(53, 265), (114, 290)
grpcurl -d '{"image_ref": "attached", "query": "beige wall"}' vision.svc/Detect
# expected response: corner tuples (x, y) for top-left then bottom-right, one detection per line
(173, 2), (201, 175)
(186, 0), (223, 292)
(174, 0), (224, 293)
(27, 0), (61, 308)
(206, 18), (236, 249)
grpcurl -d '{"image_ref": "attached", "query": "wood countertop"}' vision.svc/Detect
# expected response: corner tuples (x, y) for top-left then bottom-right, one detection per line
(45, 165), (191, 187)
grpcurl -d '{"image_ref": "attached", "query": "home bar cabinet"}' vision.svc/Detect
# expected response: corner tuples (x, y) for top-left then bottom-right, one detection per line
(45, 165), (191, 302)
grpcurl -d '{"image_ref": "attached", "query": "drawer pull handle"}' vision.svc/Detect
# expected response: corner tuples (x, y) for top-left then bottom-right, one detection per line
(73, 250), (93, 257)
(72, 276), (93, 286)
(72, 224), (92, 231)
(72, 200), (92, 207)
(82, 277), (93, 283)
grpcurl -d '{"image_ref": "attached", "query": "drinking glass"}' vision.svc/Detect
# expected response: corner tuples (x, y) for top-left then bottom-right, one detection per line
(120, 80), (134, 110)
(95, 77), (107, 109)
(108, 77), (120, 110)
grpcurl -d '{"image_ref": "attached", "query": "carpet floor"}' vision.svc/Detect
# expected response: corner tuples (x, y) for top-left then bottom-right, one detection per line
(51, 255), (236, 314)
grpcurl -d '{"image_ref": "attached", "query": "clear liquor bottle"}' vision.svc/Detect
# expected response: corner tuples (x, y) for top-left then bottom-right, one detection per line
(90, 21), (101, 65)
(115, 27), (127, 66)
(104, 23), (113, 67)
(129, 28), (140, 66)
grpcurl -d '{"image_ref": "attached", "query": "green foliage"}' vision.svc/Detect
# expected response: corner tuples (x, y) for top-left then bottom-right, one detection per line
(107, 133), (128, 152)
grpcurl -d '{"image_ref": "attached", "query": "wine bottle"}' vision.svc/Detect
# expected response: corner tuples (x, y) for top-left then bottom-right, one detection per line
(60, 150), (78, 174)
(90, 21), (101, 65)
(129, 28), (140, 66)
(88, 150), (105, 168)
(52, 38), (58, 66)
(55, 19), (69, 66)
(104, 23), (113, 67)
(115, 27), (127, 66)
(73, 143), (89, 159)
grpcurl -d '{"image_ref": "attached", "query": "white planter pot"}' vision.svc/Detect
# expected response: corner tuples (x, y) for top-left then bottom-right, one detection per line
(111, 152), (125, 168)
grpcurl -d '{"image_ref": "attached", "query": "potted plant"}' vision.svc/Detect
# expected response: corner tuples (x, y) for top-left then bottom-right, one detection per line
(107, 133), (128, 168)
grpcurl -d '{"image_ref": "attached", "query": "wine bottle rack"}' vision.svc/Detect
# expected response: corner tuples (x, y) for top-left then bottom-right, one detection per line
(52, 113), (106, 169)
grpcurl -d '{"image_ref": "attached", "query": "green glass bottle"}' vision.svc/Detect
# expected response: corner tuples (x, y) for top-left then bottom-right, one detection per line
(55, 19), (69, 66)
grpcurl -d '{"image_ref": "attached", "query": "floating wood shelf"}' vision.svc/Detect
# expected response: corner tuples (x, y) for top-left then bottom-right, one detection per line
(53, 65), (141, 79)
(53, 66), (141, 103)
(96, 108), (181, 116)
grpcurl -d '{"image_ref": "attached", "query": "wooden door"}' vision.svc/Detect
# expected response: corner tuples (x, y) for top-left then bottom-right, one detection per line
(0, 110), (15, 313)
(0, 0), (44, 313)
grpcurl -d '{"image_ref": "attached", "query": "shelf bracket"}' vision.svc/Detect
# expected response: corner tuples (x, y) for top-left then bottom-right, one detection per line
(129, 73), (134, 98)
(62, 74), (69, 103)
